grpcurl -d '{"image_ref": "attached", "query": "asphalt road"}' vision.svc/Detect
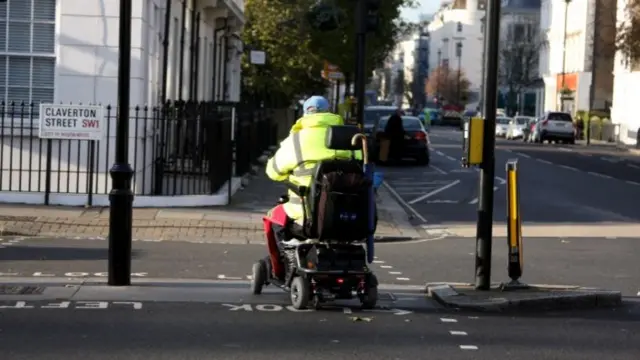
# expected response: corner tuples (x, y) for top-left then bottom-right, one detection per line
(2, 300), (640, 360)
(381, 127), (640, 224)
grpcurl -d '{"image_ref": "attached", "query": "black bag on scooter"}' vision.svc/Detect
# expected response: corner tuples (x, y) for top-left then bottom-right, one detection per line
(315, 171), (370, 241)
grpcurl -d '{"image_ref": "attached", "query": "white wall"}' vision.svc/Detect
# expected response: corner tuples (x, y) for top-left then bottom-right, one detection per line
(611, 0), (639, 144)
(540, 0), (593, 112)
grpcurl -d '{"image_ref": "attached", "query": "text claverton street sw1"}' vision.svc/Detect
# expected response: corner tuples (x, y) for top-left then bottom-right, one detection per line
(39, 104), (105, 140)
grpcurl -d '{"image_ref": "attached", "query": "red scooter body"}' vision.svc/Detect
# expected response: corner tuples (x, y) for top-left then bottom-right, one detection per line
(262, 204), (288, 279)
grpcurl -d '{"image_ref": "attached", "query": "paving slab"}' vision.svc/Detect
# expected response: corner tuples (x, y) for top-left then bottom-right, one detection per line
(426, 283), (622, 312)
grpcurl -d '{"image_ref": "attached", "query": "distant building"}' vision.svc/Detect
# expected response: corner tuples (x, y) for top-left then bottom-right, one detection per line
(385, 26), (430, 109)
(427, 0), (486, 109)
(539, 0), (615, 115)
(497, 0), (543, 116)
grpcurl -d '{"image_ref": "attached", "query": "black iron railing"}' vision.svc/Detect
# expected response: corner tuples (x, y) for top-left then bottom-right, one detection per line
(0, 101), (281, 205)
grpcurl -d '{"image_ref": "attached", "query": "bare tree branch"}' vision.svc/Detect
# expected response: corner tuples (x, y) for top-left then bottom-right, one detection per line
(498, 30), (545, 95)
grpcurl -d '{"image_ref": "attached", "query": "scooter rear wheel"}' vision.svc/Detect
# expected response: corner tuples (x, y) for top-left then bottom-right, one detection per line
(251, 260), (267, 295)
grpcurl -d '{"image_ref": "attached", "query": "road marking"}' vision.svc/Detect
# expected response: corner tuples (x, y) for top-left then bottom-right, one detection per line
(459, 345), (479, 350)
(217, 274), (243, 280)
(389, 271), (402, 275)
(430, 164), (448, 174)
(628, 164), (640, 169)
(495, 176), (506, 185)
(536, 158), (552, 164)
(450, 331), (468, 336)
(626, 180), (640, 186)
(515, 152), (531, 158)
(436, 150), (445, 156)
(382, 181), (427, 223)
(440, 318), (458, 323)
(445, 155), (456, 161)
(373, 260), (385, 264)
(380, 265), (393, 269)
(587, 171), (612, 179)
(408, 180), (461, 204)
(396, 277), (411, 281)
(559, 164), (578, 171)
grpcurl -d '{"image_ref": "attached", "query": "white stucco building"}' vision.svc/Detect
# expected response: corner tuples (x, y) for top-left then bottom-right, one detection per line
(611, 0), (639, 145)
(0, 0), (246, 207)
(539, 0), (615, 114)
(427, 0), (485, 107)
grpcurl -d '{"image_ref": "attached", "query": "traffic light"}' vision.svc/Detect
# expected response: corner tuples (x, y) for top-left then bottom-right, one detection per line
(365, 0), (381, 32)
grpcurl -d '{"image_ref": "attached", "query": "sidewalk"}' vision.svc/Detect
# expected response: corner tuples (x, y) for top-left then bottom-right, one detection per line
(0, 165), (418, 243)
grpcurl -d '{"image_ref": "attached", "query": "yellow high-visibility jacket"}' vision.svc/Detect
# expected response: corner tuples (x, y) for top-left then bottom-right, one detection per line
(266, 112), (363, 222)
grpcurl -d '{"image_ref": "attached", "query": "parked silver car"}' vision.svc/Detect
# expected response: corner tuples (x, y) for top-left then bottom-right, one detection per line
(530, 112), (576, 144)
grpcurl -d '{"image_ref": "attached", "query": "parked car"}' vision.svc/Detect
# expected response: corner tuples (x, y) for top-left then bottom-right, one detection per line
(495, 116), (513, 137)
(530, 112), (576, 144)
(370, 116), (430, 165)
(506, 116), (535, 140)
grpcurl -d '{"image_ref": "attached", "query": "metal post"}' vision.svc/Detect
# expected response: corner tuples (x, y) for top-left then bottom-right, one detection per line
(560, 0), (571, 111)
(354, 0), (366, 128)
(436, 49), (441, 104)
(160, 0), (172, 103)
(456, 42), (462, 105)
(334, 79), (341, 113)
(108, 0), (134, 286)
(178, 0), (187, 100)
(586, 0), (599, 145)
(475, 0), (501, 291)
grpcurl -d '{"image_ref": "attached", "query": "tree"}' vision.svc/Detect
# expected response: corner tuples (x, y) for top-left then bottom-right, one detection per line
(425, 66), (470, 105)
(616, 0), (640, 65)
(241, 0), (417, 101)
(498, 28), (545, 115)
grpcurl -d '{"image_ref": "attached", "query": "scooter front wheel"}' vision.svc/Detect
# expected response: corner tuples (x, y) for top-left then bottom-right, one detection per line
(290, 276), (311, 309)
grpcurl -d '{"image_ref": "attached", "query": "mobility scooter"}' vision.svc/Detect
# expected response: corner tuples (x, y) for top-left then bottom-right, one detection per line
(250, 125), (379, 310)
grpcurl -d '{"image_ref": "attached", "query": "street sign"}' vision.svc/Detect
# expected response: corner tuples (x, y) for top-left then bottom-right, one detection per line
(39, 104), (105, 140)
(250, 50), (266, 65)
(322, 61), (344, 80)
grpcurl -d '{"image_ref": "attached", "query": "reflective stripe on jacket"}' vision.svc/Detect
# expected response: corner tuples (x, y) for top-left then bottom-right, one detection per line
(265, 112), (363, 221)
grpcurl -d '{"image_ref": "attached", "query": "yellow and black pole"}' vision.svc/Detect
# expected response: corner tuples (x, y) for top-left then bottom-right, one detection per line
(504, 159), (527, 289)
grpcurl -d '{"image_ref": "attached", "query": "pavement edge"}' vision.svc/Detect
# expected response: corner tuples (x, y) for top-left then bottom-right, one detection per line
(425, 283), (623, 312)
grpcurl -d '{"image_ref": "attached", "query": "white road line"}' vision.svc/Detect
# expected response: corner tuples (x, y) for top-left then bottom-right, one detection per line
(389, 271), (402, 275)
(373, 260), (385, 264)
(515, 152), (531, 158)
(408, 180), (461, 204)
(380, 265), (393, 269)
(217, 274), (243, 280)
(628, 164), (640, 169)
(382, 181), (427, 223)
(468, 198), (478, 204)
(430, 164), (448, 174)
(536, 158), (552, 164)
(637, 291), (640, 296)
(626, 180), (640, 186)
(435, 150), (445, 156)
(450, 331), (468, 336)
(440, 318), (458, 323)
(445, 155), (456, 161)
(396, 277), (411, 281)
(559, 164), (578, 171)
(495, 176), (506, 185)
(459, 345), (479, 350)
(587, 171), (612, 179)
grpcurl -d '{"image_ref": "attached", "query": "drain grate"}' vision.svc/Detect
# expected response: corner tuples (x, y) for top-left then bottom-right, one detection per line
(0, 285), (45, 295)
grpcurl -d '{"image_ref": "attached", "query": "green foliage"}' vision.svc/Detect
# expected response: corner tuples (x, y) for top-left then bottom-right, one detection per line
(241, 0), (415, 101)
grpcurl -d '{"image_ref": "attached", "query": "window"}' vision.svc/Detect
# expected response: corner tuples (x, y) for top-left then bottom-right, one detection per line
(456, 22), (462, 32)
(0, 0), (56, 114)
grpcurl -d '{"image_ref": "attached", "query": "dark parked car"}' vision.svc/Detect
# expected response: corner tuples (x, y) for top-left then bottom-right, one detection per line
(370, 116), (430, 165)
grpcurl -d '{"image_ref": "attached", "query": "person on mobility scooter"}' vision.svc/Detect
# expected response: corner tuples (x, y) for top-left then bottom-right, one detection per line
(251, 96), (379, 310)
